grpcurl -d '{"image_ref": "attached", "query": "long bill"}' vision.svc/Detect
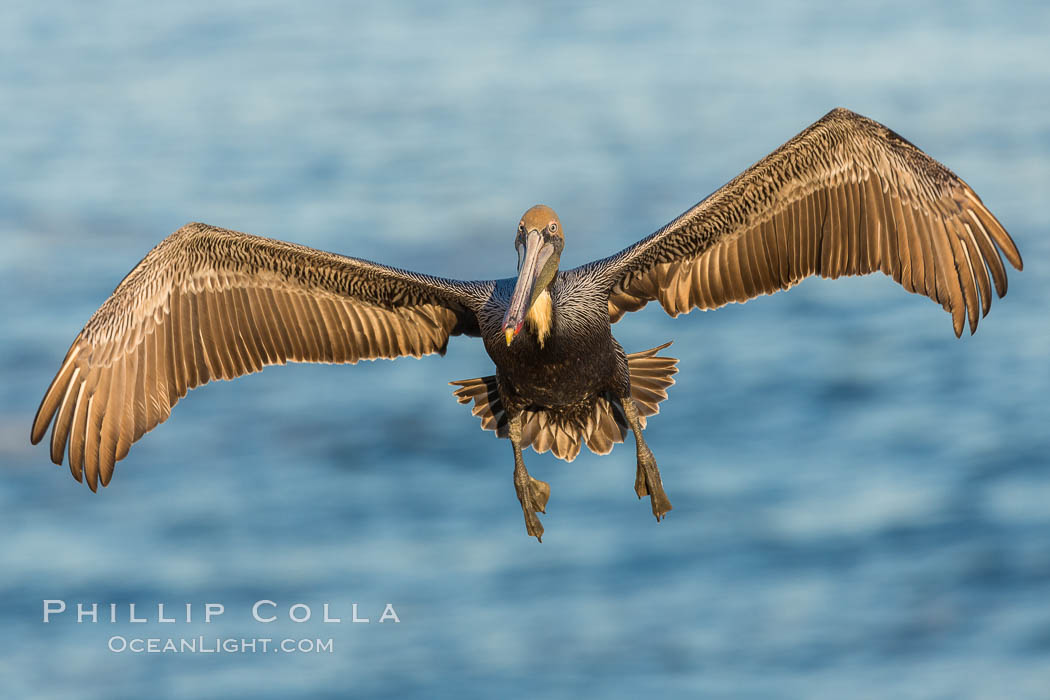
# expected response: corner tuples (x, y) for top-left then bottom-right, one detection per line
(502, 230), (556, 346)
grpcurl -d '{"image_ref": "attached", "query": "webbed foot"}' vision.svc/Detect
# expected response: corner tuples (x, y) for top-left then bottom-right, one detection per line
(529, 476), (550, 514)
(514, 471), (549, 542)
(635, 446), (673, 521)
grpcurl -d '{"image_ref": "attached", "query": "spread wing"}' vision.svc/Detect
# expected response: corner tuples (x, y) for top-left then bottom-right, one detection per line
(593, 108), (1022, 333)
(31, 222), (493, 490)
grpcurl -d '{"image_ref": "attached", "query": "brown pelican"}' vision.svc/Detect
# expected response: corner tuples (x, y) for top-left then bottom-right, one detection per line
(31, 108), (1023, 541)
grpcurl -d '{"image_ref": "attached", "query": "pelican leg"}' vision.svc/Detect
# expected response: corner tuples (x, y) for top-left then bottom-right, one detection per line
(622, 398), (673, 521)
(508, 412), (550, 542)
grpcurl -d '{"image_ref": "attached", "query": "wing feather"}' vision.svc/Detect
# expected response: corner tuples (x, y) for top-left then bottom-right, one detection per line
(168, 284), (188, 395)
(115, 352), (135, 462)
(594, 108), (1022, 335)
(959, 228), (990, 318)
(85, 372), (108, 490)
(32, 222), (489, 487)
(69, 378), (88, 480)
(51, 365), (81, 466)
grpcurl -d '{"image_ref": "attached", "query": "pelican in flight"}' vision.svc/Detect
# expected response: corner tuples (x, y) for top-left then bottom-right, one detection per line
(31, 108), (1023, 540)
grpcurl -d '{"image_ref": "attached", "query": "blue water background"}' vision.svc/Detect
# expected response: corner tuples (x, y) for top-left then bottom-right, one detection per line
(1, 2), (1048, 697)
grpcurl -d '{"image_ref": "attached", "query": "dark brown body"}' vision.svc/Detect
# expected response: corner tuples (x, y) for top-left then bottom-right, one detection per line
(482, 273), (629, 420)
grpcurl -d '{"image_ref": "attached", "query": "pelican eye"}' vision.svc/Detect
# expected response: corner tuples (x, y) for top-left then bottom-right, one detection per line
(548, 222), (558, 233)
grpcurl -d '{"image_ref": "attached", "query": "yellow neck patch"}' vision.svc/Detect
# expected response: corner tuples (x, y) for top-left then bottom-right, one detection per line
(526, 289), (553, 348)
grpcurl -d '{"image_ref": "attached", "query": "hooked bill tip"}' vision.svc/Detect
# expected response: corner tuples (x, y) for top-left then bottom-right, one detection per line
(505, 328), (515, 346)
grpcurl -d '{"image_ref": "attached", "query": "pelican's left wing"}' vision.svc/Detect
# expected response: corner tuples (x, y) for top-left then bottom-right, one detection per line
(31, 223), (494, 490)
(588, 108), (1022, 333)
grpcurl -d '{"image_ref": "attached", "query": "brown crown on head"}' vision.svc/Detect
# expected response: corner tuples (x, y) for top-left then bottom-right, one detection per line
(520, 205), (563, 239)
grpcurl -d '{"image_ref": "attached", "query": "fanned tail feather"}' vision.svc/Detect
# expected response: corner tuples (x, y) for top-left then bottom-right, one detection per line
(449, 374), (508, 437)
(450, 341), (678, 462)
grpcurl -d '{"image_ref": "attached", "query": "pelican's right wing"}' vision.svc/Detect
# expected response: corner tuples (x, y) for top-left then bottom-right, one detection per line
(589, 108), (1022, 334)
(31, 223), (494, 490)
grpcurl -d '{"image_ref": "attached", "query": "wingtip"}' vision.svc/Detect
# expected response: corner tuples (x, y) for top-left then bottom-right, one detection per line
(965, 195), (1023, 273)
(1001, 237), (1024, 273)
(31, 347), (81, 446)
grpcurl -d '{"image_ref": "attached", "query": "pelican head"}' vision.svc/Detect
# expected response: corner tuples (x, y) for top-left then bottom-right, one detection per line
(502, 204), (564, 346)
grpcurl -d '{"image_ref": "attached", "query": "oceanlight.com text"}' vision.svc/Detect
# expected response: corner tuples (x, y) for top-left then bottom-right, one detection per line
(108, 636), (334, 654)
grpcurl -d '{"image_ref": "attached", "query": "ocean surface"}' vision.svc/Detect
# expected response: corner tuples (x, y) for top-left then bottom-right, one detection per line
(1, 2), (1048, 698)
